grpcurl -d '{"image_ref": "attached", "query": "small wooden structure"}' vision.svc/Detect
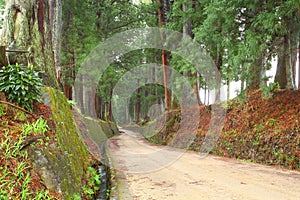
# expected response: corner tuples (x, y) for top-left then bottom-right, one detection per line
(0, 45), (29, 67)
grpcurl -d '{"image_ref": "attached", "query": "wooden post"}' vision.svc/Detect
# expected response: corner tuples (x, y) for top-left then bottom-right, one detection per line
(0, 46), (8, 67)
(0, 46), (29, 66)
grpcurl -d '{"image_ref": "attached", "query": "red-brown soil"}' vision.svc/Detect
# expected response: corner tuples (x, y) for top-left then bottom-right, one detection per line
(0, 102), (62, 199)
(0, 102), (102, 199)
(152, 89), (300, 170)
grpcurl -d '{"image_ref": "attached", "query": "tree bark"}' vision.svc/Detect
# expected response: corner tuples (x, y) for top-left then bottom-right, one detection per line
(203, 84), (206, 105)
(49, 0), (62, 85)
(1, 0), (60, 88)
(95, 93), (102, 118)
(275, 25), (298, 90)
(274, 34), (295, 89)
(247, 57), (262, 90)
(157, 0), (171, 110)
(136, 79), (141, 122)
(227, 80), (230, 100)
(183, 0), (201, 105)
(298, 35), (300, 89)
(289, 28), (298, 89)
(107, 81), (113, 121)
(275, 36), (288, 89)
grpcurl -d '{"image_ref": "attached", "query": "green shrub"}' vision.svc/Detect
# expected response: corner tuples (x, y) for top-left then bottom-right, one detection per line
(0, 64), (43, 111)
(82, 166), (101, 198)
(260, 82), (280, 99)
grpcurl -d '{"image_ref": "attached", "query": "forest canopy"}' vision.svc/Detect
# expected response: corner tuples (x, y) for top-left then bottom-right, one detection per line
(0, 0), (299, 122)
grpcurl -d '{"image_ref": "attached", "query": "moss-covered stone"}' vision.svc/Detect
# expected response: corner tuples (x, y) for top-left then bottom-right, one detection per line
(76, 114), (118, 160)
(45, 87), (89, 198)
(31, 87), (119, 199)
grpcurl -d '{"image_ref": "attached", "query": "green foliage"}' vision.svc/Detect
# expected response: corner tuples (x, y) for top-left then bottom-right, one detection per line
(0, 104), (6, 117)
(14, 111), (27, 121)
(81, 166), (101, 199)
(260, 82), (280, 99)
(0, 64), (43, 111)
(0, 0), (4, 28)
(221, 90), (247, 109)
(61, 0), (145, 120)
(0, 120), (56, 199)
(59, 0), (300, 122)
(21, 117), (48, 136)
(189, 0), (300, 89)
(61, 0), (142, 82)
(265, 118), (279, 127)
(106, 189), (111, 199)
(73, 194), (82, 200)
(67, 100), (76, 106)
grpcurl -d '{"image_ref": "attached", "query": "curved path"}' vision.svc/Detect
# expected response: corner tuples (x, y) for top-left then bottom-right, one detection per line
(106, 129), (300, 200)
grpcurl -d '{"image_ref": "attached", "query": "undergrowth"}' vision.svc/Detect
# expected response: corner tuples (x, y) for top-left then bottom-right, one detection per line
(0, 116), (57, 199)
(150, 89), (300, 170)
(0, 64), (43, 111)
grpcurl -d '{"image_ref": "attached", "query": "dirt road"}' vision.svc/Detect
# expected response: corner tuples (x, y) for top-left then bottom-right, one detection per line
(106, 129), (300, 200)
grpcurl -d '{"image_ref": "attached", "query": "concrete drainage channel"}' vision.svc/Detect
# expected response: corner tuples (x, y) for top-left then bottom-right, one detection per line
(95, 165), (108, 200)
(95, 143), (118, 200)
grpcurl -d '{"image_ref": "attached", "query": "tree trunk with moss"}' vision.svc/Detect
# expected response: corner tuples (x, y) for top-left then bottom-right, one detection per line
(0, 0), (61, 88)
(247, 57), (262, 90)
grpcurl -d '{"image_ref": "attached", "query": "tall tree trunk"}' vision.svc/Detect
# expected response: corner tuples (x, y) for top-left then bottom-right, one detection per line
(136, 79), (141, 122)
(240, 63), (245, 92)
(76, 74), (84, 113)
(49, 0), (62, 85)
(247, 57), (262, 90)
(157, 0), (171, 110)
(95, 93), (102, 118)
(207, 88), (210, 105)
(241, 80), (244, 92)
(275, 35), (289, 89)
(64, 80), (72, 100)
(64, 50), (75, 100)
(1, 0), (59, 88)
(289, 28), (298, 89)
(227, 80), (230, 100)
(275, 28), (298, 90)
(203, 86), (206, 105)
(286, 31), (295, 89)
(193, 72), (201, 103)
(298, 35), (300, 89)
(108, 82), (113, 121)
(214, 51), (223, 101)
(162, 51), (171, 110)
(260, 57), (267, 87)
(144, 77), (149, 119)
(183, 0), (201, 105)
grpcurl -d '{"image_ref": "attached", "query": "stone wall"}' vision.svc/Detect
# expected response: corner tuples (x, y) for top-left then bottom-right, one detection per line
(32, 87), (118, 199)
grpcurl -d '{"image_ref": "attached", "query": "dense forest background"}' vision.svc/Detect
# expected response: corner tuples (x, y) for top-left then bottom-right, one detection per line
(0, 1), (300, 198)
(0, 0), (299, 123)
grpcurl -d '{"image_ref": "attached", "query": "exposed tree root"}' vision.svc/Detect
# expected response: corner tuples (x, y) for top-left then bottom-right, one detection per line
(0, 100), (35, 117)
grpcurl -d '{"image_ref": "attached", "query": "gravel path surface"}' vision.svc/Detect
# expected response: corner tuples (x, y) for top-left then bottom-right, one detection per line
(106, 129), (300, 200)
